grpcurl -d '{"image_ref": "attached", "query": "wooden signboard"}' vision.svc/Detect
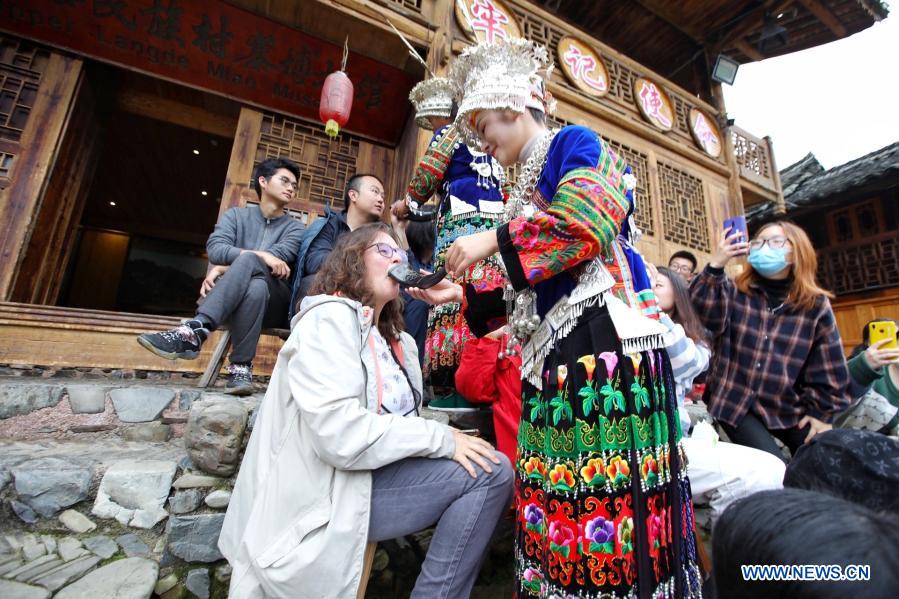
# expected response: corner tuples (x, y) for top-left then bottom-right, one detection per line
(557, 36), (609, 97)
(455, 0), (522, 44)
(633, 77), (675, 132)
(689, 108), (723, 158)
(0, 0), (415, 144)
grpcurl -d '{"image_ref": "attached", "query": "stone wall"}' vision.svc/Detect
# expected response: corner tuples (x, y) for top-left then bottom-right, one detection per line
(1, 376), (260, 598)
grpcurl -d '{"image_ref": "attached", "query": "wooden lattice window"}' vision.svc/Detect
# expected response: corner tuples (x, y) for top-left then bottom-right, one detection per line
(508, 6), (566, 51)
(382, 0), (423, 13)
(255, 113), (361, 214)
(818, 234), (899, 295)
(0, 38), (49, 144)
(826, 199), (884, 246)
(658, 161), (710, 252)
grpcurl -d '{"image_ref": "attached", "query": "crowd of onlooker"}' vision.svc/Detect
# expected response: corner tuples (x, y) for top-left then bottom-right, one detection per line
(134, 156), (898, 597)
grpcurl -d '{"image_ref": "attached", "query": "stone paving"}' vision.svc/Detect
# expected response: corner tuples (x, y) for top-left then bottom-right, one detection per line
(0, 376), (715, 597)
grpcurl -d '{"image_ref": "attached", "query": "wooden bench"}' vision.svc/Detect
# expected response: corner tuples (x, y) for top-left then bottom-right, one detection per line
(196, 327), (291, 388)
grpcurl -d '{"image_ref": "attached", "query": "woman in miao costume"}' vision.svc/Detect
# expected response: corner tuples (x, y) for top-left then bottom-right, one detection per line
(412, 39), (702, 598)
(396, 77), (509, 400)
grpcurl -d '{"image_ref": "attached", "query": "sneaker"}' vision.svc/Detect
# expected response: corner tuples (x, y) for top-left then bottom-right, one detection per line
(224, 362), (254, 396)
(427, 392), (480, 412)
(137, 319), (207, 360)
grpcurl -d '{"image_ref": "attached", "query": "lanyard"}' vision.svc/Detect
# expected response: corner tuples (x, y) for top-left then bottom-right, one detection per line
(367, 333), (404, 415)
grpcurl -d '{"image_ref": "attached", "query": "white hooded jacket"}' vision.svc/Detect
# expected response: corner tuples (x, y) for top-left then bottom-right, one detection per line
(219, 295), (455, 598)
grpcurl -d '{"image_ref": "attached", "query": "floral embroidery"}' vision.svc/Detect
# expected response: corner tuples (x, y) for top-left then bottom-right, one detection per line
(641, 453), (659, 487)
(513, 221), (542, 250)
(524, 504), (546, 534)
(617, 517), (634, 554)
(548, 521), (577, 558)
(526, 394), (545, 423)
(522, 567), (543, 595)
(584, 516), (615, 554)
(549, 365), (573, 425)
(606, 455), (631, 488)
(580, 457), (607, 486)
(521, 456), (547, 481)
(549, 463), (576, 492)
(597, 352), (626, 414)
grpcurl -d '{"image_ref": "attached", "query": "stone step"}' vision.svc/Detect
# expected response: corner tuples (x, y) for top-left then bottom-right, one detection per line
(30, 554), (102, 592)
(0, 579), (51, 599)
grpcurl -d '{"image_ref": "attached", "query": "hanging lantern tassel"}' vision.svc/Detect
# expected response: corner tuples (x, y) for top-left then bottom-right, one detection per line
(319, 38), (354, 138)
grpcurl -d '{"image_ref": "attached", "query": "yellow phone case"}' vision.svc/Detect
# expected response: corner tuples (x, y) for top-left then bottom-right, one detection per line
(868, 321), (898, 350)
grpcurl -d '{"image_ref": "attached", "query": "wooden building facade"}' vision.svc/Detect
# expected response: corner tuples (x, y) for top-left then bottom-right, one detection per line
(0, 0), (885, 376)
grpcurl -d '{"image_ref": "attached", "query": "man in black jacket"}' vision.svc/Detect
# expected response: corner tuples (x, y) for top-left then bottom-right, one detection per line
(137, 158), (304, 395)
(293, 173), (385, 301)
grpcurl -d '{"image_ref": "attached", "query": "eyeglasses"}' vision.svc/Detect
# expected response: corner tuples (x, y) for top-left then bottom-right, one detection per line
(273, 175), (298, 192)
(368, 186), (385, 199)
(669, 264), (694, 274)
(749, 236), (790, 250)
(367, 242), (407, 262)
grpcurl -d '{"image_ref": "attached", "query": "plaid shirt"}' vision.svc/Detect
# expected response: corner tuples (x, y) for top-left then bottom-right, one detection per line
(690, 265), (850, 429)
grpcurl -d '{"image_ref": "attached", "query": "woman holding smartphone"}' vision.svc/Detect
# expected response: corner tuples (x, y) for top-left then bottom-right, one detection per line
(690, 220), (851, 461)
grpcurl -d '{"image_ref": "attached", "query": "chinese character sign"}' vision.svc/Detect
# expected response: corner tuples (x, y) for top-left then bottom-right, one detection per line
(455, 0), (522, 44)
(689, 109), (722, 158)
(557, 36), (608, 97)
(0, 0), (415, 143)
(634, 78), (674, 131)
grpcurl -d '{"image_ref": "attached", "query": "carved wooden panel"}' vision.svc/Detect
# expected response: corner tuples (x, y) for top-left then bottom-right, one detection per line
(0, 36), (50, 187)
(658, 161), (710, 252)
(732, 129), (772, 180)
(255, 113), (360, 214)
(504, 1), (717, 154)
(384, 0), (424, 14)
(818, 234), (899, 295)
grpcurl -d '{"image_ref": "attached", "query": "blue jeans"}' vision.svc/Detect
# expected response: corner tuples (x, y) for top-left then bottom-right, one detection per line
(368, 454), (514, 599)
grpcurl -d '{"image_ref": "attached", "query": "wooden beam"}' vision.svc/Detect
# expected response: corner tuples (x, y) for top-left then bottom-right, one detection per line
(218, 107), (263, 218)
(633, 0), (704, 42)
(115, 91), (238, 139)
(713, 0), (794, 52)
(797, 0), (848, 37)
(733, 38), (766, 62)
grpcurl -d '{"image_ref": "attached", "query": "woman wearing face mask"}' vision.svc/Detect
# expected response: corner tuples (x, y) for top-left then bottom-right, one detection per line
(690, 221), (851, 461)
(651, 264), (786, 522)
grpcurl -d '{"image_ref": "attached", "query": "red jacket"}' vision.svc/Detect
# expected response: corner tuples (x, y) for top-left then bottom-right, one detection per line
(455, 335), (522, 465)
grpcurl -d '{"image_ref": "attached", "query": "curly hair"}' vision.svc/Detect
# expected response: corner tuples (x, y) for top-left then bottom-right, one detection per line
(308, 222), (405, 340)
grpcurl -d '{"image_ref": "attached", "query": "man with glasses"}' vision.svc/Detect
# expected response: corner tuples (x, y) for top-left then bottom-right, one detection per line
(137, 158), (304, 395)
(292, 173), (385, 305)
(668, 249), (698, 281)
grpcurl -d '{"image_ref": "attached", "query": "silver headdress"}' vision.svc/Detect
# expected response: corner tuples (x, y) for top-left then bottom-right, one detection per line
(409, 77), (458, 130)
(450, 38), (556, 148)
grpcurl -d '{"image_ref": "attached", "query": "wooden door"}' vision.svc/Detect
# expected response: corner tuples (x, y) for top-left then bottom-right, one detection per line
(10, 67), (101, 304)
(0, 37), (82, 300)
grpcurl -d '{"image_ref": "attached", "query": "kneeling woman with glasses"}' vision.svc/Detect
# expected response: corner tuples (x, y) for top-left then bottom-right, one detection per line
(219, 222), (513, 598)
(690, 220), (851, 461)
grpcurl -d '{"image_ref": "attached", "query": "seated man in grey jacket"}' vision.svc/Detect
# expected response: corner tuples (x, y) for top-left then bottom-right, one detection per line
(138, 158), (304, 395)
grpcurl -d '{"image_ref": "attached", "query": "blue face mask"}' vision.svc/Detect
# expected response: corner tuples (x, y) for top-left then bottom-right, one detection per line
(748, 246), (790, 277)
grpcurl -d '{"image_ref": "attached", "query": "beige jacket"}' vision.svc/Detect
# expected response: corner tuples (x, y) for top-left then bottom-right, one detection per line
(219, 296), (455, 598)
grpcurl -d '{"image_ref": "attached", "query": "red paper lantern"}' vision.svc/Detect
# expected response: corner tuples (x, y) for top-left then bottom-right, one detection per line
(319, 70), (354, 138)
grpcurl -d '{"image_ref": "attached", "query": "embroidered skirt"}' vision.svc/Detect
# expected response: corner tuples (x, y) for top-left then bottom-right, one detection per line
(516, 305), (702, 598)
(424, 210), (505, 388)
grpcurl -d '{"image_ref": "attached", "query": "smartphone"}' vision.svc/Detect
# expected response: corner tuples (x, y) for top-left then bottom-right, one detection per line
(388, 264), (447, 289)
(868, 320), (898, 350)
(723, 215), (747, 244)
